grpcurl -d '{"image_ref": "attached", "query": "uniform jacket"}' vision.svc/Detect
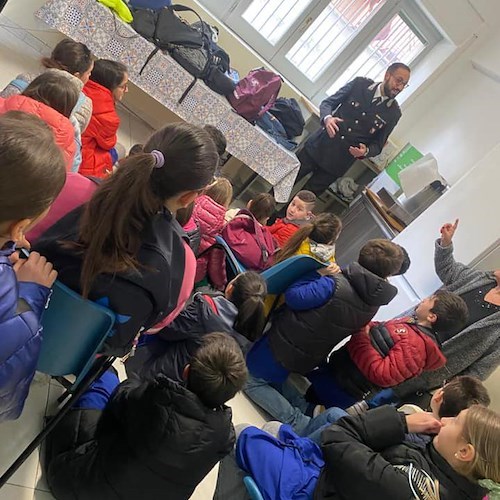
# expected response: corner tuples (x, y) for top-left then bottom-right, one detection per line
(34, 206), (188, 357)
(305, 77), (402, 175)
(80, 80), (119, 178)
(268, 263), (397, 374)
(0, 68), (93, 133)
(45, 375), (235, 500)
(193, 195), (227, 288)
(268, 218), (302, 248)
(0, 94), (76, 171)
(0, 243), (51, 421)
(347, 318), (446, 388)
(125, 293), (249, 381)
(394, 240), (500, 398)
(314, 405), (486, 500)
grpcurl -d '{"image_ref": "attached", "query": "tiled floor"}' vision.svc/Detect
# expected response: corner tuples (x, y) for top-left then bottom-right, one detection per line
(0, 17), (268, 500)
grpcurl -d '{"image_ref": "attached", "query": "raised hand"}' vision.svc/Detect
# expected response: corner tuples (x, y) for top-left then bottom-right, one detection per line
(440, 219), (459, 247)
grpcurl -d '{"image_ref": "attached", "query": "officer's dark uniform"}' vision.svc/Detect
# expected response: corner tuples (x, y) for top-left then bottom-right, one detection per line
(297, 77), (402, 195)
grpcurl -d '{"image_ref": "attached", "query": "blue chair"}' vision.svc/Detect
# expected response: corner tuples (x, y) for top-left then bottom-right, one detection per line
(0, 281), (116, 487)
(243, 476), (265, 500)
(261, 254), (327, 295)
(215, 235), (246, 277)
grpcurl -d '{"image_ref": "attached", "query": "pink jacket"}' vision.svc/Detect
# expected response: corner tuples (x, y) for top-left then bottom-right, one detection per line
(193, 195), (227, 289)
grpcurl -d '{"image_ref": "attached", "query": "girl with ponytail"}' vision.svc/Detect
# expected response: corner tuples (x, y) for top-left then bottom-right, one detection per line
(35, 122), (218, 356)
(125, 271), (267, 381)
(276, 212), (342, 264)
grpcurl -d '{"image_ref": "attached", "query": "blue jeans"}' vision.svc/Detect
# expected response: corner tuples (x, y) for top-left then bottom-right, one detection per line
(244, 375), (347, 444)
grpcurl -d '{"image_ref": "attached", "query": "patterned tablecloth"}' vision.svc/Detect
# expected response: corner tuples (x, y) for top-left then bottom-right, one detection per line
(35, 0), (300, 202)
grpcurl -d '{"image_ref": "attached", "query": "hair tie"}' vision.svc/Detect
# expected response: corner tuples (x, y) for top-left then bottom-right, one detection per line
(150, 149), (164, 169)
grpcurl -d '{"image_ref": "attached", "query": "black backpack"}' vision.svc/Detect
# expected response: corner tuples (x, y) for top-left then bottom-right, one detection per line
(132, 4), (235, 101)
(269, 97), (306, 139)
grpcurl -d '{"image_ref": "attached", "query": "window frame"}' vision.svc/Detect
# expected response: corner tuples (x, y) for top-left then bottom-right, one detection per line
(198, 0), (443, 103)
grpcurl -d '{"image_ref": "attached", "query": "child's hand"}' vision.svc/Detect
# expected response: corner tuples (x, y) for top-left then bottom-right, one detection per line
(318, 263), (341, 276)
(13, 252), (57, 288)
(440, 219), (459, 247)
(406, 412), (442, 434)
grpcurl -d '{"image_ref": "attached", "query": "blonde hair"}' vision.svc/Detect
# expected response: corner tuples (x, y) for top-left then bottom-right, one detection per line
(459, 405), (500, 484)
(205, 177), (233, 208)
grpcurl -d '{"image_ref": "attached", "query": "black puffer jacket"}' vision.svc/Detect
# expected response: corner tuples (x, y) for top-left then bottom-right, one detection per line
(45, 376), (235, 500)
(268, 263), (397, 374)
(314, 405), (487, 500)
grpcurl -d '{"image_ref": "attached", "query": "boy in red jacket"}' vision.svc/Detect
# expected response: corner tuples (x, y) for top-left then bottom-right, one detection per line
(268, 190), (316, 247)
(307, 290), (469, 409)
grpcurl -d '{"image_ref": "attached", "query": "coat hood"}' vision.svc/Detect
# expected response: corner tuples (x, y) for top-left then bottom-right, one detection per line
(342, 262), (397, 307)
(83, 80), (116, 114)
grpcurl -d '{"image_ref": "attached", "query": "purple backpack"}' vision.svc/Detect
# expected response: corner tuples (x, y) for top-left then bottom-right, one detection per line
(228, 69), (282, 122)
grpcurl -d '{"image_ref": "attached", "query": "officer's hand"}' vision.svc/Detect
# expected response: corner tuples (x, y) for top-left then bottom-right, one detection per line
(349, 143), (367, 158)
(325, 116), (343, 138)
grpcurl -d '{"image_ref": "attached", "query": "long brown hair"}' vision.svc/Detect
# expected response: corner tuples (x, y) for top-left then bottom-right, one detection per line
(78, 122), (218, 297)
(42, 39), (93, 75)
(230, 271), (267, 341)
(276, 212), (342, 263)
(0, 111), (65, 223)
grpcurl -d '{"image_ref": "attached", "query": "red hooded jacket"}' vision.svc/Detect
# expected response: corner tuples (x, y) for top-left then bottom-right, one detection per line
(80, 80), (119, 178)
(0, 95), (75, 171)
(347, 317), (446, 388)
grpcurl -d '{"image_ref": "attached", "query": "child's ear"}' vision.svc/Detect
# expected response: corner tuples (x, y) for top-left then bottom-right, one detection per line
(428, 311), (438, 324)
(306, 211), (313, 220)
(178, 190), (200, 209)
(246, 200), (253, 210)
(456, 443), (476, 464)
(9, 219), (32, 249)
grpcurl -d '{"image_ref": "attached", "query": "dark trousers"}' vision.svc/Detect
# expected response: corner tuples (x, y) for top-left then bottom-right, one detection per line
(296, 148), (340, 196)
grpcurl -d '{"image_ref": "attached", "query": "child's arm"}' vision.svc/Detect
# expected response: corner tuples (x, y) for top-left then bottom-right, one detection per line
(284, 271), (336, 311)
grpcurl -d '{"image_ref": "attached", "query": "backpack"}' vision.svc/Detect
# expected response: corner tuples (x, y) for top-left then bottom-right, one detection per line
(269, 97), (305, 138)
(221, 209), (277, 271)
(227, 69), (282, 122)
(256, 112), (298, 151)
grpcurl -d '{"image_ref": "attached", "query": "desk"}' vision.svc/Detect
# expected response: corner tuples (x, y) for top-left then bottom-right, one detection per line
(35, 0), (300, 202)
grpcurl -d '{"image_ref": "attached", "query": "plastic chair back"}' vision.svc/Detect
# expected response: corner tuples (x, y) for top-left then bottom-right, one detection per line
(215, 235), (246, 276)
(37, 281), (115, 386)
(243, 476), (265, 500)
(260, 254), (327, 295)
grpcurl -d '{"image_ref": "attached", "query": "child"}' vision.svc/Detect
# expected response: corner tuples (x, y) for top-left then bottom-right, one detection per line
(35, 122), (218, 357)
(45, 332), (249, 500)
(307, 290), (469, 409)
(0, 111), (65, 421)
(222, 193), (277, 271)
(269, 190), (316, 247)
(276, 212), (342, 264)
(176, 202), (201, 256)
(214, 404), (500, 500)
(193, 177), (233, 289)
(80, 59), (128, 178)
(0, 72), (79, 171)
(1, 38), (94, 132)
(126, 271), (267, 381)
(204, 124), (227, 174)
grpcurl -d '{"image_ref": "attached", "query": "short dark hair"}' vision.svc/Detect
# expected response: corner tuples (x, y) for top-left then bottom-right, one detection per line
(188, 332), (248, 408)
(431, 290), (469, 336)
(296, 190), (316, 211)
(439, 376), (490, 418)
(90, 59), (128, 91)
(358, 239), (403, 278)
(204, 125), (227, 158)
(0, 111), (66, 223)
(23, 72), (80, 118)
(249, 193), (276, 224)
(42, 38), (93, 75)
(387, 62), (411, 74)
(394, 245), (410, 275)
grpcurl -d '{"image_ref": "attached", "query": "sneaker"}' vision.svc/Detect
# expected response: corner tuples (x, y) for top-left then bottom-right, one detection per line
(345, 400), (369, 417)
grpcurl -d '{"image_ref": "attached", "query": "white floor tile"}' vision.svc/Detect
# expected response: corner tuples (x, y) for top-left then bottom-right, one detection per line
(0, 484), (34, 500)
(227, 392), (268, 428)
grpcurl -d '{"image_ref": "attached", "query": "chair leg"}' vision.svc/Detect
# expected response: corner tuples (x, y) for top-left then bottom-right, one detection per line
(0, 356), (115, 488)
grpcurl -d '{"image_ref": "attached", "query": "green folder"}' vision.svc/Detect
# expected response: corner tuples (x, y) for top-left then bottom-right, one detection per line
(385, 143), (424, 186)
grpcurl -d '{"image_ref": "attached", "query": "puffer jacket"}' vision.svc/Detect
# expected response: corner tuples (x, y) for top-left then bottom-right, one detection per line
(0, 242), (51, 421)
(314, 405), (487, 500)
(347, 318), (446, 388)
(268, 262), (398, 374)
(125, 292), (250, 381)
(268, 218), (303, 247)
(0, 94), (76, 171)
(45, 375), (235, 500)
(80, 80), (119, 178)
(0, 69), (93, 132)
(193, 195), (227, 288)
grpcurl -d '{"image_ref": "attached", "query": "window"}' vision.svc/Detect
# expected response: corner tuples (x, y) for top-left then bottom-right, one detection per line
(199, 0), (442, 103)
